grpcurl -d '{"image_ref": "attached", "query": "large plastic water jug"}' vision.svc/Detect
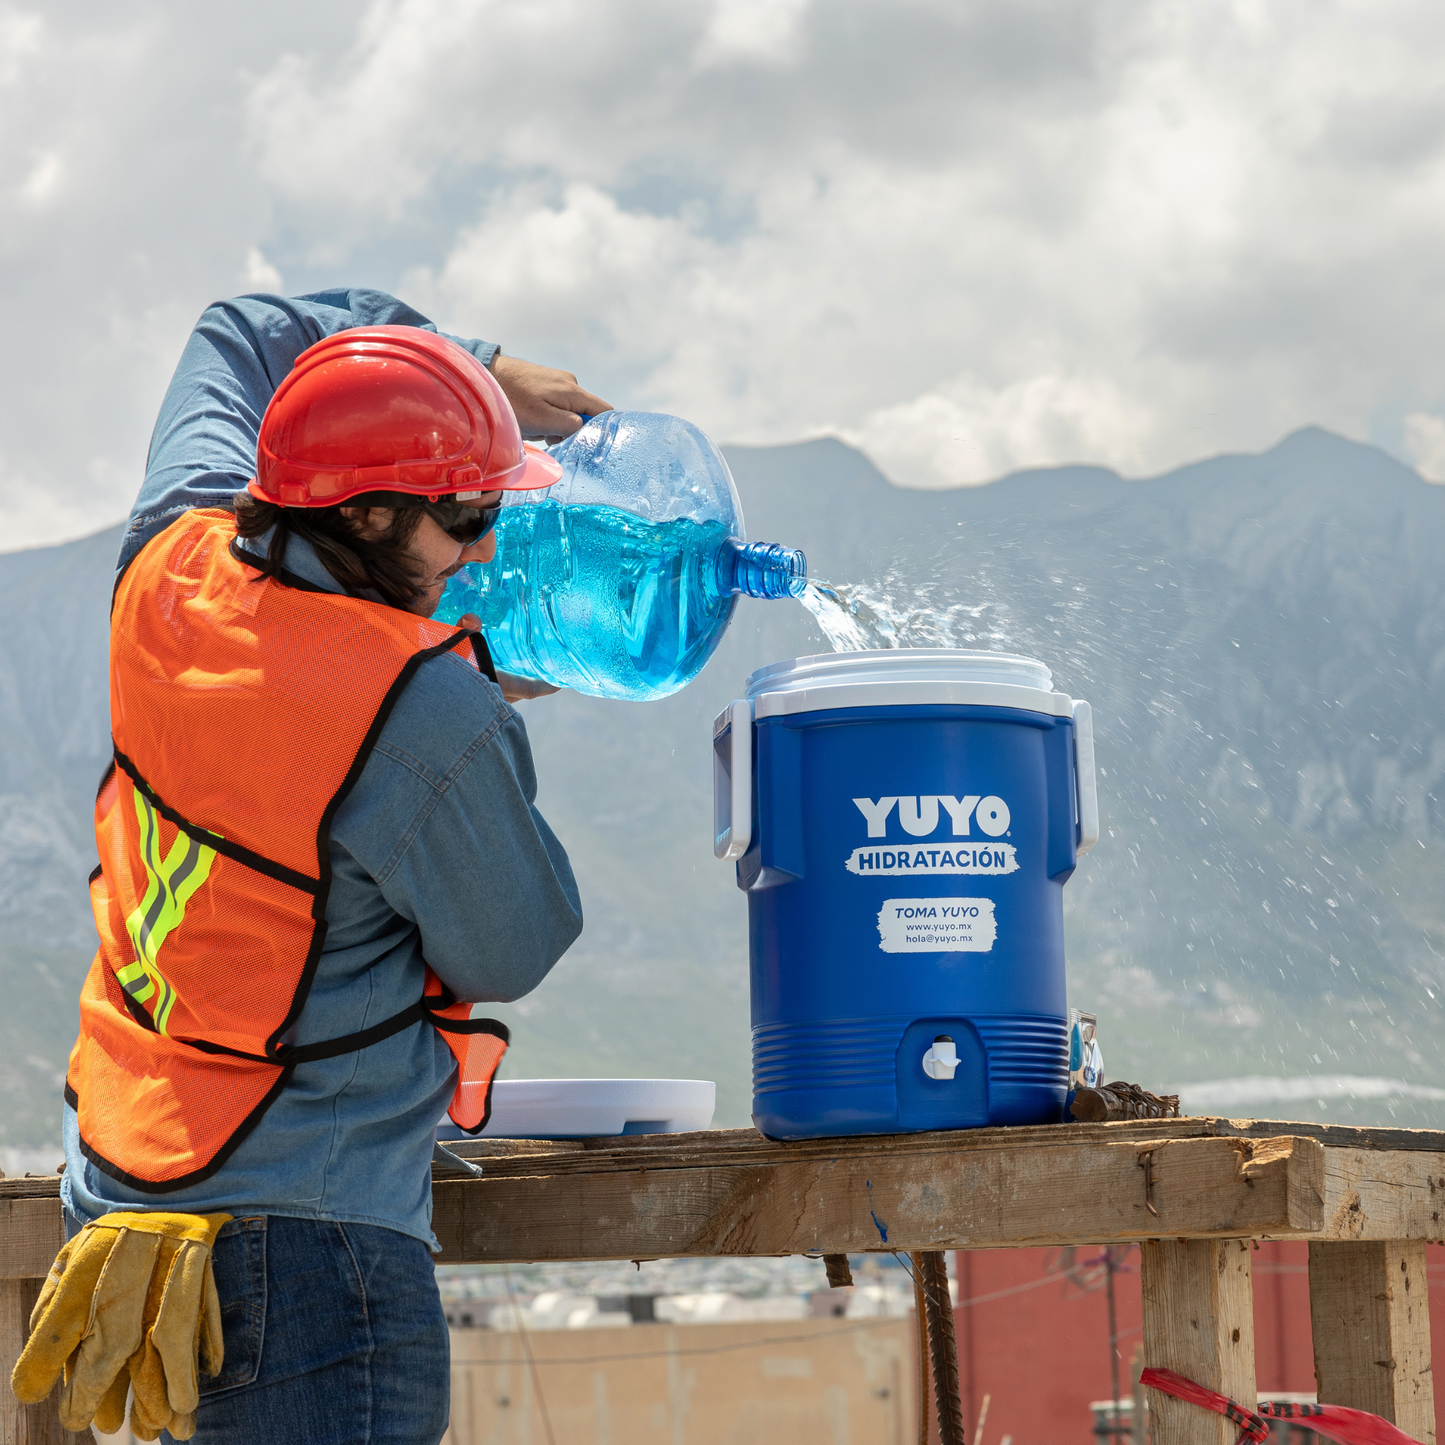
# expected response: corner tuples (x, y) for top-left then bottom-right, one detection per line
(435, 411), (806, 700)
(712, 649), (1099, 1139)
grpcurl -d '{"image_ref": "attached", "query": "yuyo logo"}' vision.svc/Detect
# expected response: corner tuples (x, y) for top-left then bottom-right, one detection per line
(852, 794), (1011, 839)
(845, 793), (1019, 878)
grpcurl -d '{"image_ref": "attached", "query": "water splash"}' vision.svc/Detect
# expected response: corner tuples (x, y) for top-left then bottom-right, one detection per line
(798, 576), (1011, 652)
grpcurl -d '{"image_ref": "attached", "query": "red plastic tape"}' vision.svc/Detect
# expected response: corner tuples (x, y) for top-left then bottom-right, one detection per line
(1141, 1367), (1427, 1445)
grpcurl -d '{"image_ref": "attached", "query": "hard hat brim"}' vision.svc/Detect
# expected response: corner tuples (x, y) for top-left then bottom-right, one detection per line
(244, 439), (565, 507)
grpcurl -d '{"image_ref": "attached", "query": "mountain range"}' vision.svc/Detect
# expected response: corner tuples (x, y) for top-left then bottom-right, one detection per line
(1, 426), (1441, 1144)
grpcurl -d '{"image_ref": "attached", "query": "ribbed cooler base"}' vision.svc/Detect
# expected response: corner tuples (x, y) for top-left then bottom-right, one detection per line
(751, 1013), (1068, 1140)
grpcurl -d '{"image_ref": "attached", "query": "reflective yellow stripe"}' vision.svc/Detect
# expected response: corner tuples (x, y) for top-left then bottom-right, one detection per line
(122, 789), (217, 1035)
(114, 959), (154, 1004)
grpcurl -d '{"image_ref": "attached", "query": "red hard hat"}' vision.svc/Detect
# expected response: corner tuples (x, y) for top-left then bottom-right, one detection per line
(248, 326), (562, 507)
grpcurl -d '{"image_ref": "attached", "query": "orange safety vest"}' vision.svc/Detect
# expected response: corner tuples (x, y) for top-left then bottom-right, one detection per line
(67, 509), (508, 1192)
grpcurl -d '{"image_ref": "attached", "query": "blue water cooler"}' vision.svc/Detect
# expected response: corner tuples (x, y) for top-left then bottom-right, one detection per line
(712, 650), (1099, 1139)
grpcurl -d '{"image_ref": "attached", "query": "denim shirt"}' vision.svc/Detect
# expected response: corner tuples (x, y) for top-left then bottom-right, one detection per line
(63, 291), (583, 1248)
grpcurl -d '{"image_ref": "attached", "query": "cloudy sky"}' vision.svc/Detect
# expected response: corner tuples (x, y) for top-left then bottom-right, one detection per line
(5, 0), (1445, 549)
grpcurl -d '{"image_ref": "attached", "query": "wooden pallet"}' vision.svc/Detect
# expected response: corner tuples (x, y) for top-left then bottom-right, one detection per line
(3, 1117), (1440, 1444)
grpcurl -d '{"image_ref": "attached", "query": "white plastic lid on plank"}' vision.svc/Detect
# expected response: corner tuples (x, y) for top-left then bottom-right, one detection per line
(440, 1078), (716, 1140)
(744, 648), (1072, 719)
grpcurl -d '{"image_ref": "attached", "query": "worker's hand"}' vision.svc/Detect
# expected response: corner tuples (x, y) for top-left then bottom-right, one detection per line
(497, 670), (561, 703)
(456, 613), (561, 701)
(490, 353), (612, 443)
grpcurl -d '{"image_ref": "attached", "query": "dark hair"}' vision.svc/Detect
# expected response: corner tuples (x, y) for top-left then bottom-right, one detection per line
(232, 491), (427, 611)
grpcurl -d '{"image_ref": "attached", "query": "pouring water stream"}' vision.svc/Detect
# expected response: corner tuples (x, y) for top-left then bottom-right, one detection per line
(797, 577), (1011, 652)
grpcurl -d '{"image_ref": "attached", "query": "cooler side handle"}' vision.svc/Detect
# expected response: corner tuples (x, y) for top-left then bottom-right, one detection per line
(713, 699), (753, 861)
(1072, 699), (1100, 856)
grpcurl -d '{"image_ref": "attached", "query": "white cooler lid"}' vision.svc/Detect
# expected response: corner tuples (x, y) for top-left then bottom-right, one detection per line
(441, 1078), (717, 1139)
(743, 648), (1073, 719)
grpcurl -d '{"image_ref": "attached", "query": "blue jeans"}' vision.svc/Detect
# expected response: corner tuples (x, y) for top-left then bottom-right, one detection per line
(168, 1215), (450, 1445)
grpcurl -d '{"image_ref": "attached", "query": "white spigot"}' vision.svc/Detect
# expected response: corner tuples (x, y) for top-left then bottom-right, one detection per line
(922, 1036), (959, 1081)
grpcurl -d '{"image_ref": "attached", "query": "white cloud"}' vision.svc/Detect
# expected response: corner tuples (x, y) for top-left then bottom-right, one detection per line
(412, 185), (698, 334)
(0, 2), (329, 549)
(239, 0), (1445, 482)
(695, 0), (812, 67)
(1401, 412), (1445, 483)
(844, 372), (1156, 488)
(405, 183), (733, 408)
(8, 0), (1445, 545)
(18, 149), (60, 207)
(241, 246), (283, 293)
(0, 9), (41, 89)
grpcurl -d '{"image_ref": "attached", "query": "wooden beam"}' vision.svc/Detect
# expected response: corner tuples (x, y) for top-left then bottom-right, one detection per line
(1312, 1148), (1445, 1243)
(433, 1135), (1324, 1262)
(1140, 1239), (1256, 1445)
(4, 1118), (1444, 1209)
(1208, 1120), (1445, 1155)
(1, 1279), (92, 1445)
(4, 1115), (1441, 1201)
(1308, 1240), (1436, 1445)
(13, 1132), (1445, 1263)
(432, 1119), (1445, 1178)
(0, 1200), (64, 1281)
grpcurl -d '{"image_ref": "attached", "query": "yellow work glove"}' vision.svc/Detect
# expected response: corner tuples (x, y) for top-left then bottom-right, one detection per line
(10, 1211), (231, 1439)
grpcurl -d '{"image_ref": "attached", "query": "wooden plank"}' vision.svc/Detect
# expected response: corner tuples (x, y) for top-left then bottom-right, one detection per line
(435, 1123), (1294, 1181)
(1308, 1240), (1436, 1444)
(446, 1137), (587, 1157)
(434, 1123), (1221, 1179)
(432, 1118), (1445, 1185)
(0, 1200), (63, 1280)
(1, 1278), (93, 1444)
(1311, 1148), (1445, 1243)
(3, 1118), (1442, 1201)
(433, 1135), (1324, 1262)
(0, 1178), (61, 1203)
(440, 1133), (1445, 1257)
(2, 1117), (1438, 1201)
(1141, 1239), (1256, 1445)
(13, 1136), (1436, 1255)
(1207, 1120), (1445, 1155)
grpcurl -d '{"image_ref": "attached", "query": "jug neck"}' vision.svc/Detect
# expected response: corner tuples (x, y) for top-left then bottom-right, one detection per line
(720, 539), (808, 599)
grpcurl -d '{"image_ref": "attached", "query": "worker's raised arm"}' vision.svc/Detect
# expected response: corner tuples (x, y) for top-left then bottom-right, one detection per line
(333, 649), (584, 1007)
(121, 290), (614, 573)
(121, 288), (500, 570)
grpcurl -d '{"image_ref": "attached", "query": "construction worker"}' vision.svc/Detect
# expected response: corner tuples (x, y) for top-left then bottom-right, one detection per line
(47, 290), (607, 1443)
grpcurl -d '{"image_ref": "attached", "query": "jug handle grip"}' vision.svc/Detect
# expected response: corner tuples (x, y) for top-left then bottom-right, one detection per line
(713, 699), (753, 861)
(1072, 699), (1100, 856)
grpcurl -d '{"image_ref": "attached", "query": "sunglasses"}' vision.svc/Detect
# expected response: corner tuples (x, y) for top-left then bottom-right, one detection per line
(352, 491), (503, 545)
(420, 497), (503, 544)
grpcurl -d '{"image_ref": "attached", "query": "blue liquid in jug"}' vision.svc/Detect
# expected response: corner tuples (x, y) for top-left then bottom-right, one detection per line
(435, 501), (740, 701)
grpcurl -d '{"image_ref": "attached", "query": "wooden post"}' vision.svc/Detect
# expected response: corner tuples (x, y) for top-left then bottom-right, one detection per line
(2, 1278), (92, 1444)
(1140, 1239), (1256, 1445)
(1308, 1240), (1436, 1445)
(0, 1197), (88, 1445)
